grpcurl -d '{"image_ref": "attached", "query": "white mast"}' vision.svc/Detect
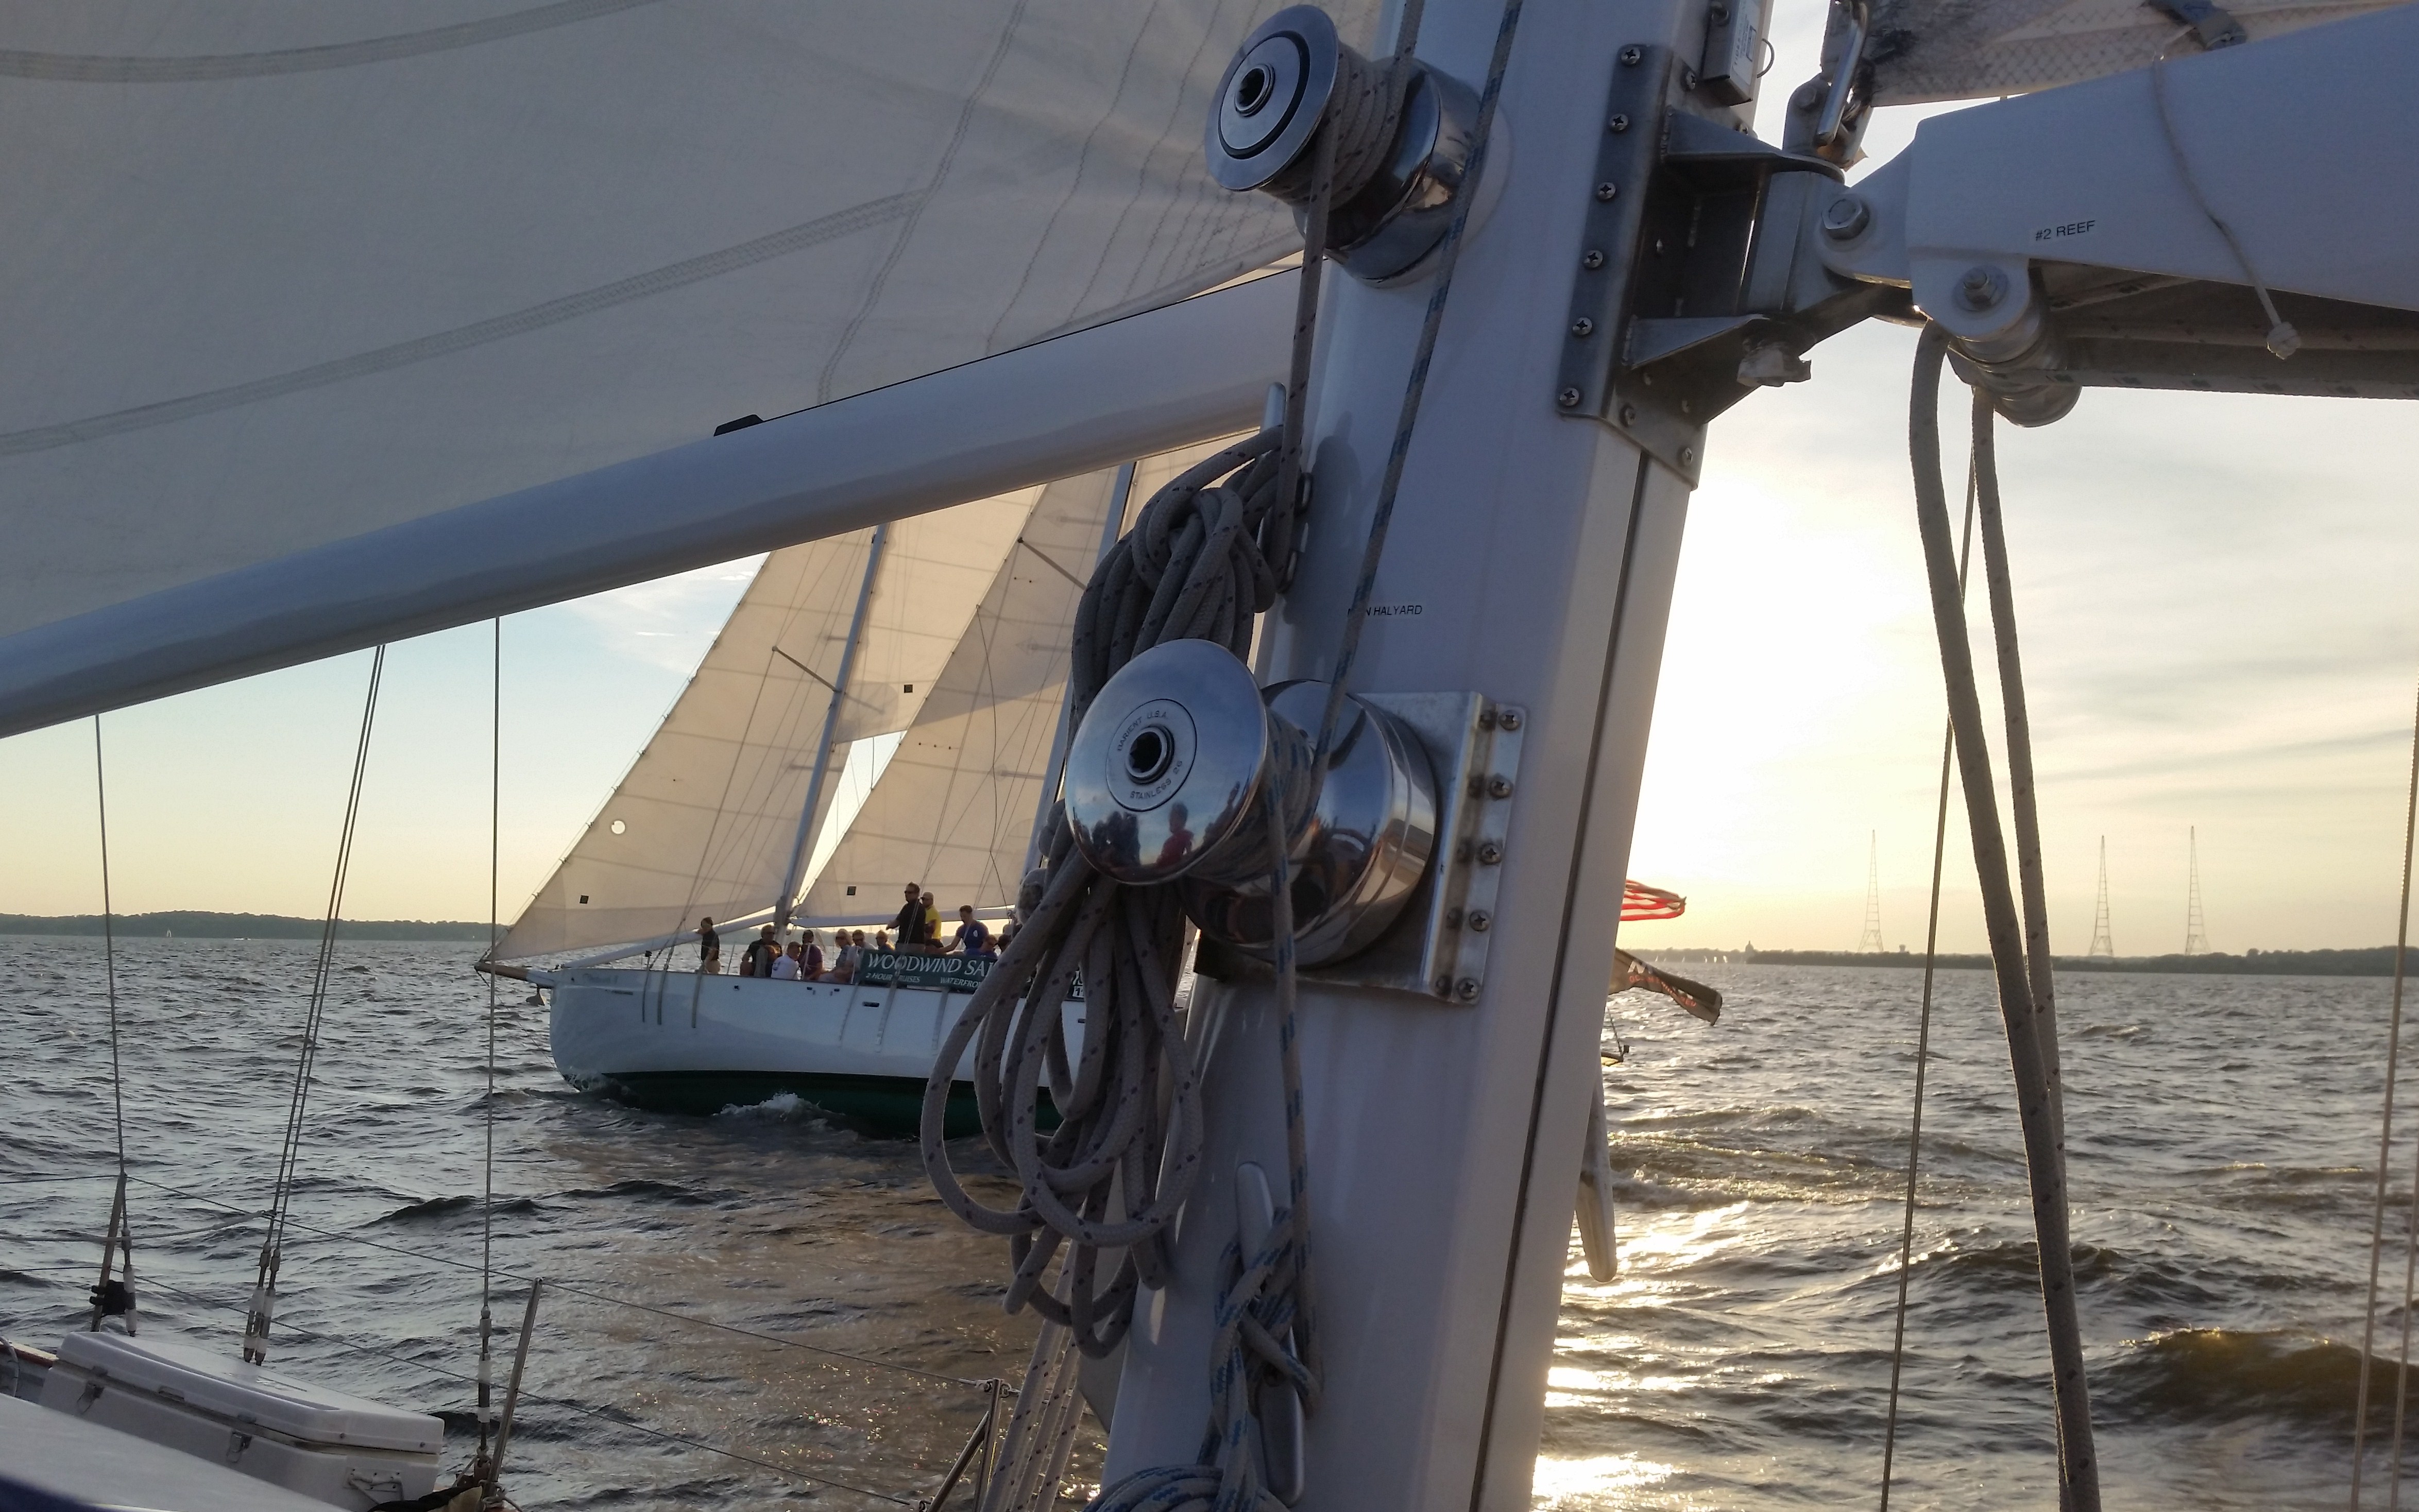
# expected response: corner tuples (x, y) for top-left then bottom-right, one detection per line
(1102, 2), (1717, 1504)
(774, 524), (889, 929)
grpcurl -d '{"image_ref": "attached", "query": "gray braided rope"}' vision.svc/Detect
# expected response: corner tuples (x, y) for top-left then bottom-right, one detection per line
(921, 429), (1294, 1359)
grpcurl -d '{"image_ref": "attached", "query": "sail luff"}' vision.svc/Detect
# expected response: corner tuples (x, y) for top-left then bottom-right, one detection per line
(1020, 460), (1138, 882)
(774, 524), (889, 928)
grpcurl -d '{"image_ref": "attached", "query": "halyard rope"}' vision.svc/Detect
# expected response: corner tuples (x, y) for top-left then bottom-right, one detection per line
(1909, 327), (2100, 1509)
(2352, 674), (2419, 1507)
(246, 643), (385, 1364)
(1879, 429), (1977, 1509)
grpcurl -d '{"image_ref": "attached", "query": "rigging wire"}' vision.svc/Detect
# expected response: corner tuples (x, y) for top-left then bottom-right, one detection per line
(1879, 431), (1978, 1510)
(88, 715), (137, 1335)
(478, 617), (503, 1479)
(245, 644), (386, 1364)
(2352, 674), (2419, 1508)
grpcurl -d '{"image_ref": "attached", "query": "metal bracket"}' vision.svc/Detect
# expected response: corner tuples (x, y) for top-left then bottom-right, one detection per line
(1195, 692), (1524, 1002)
(1559, 46), (1888, 479)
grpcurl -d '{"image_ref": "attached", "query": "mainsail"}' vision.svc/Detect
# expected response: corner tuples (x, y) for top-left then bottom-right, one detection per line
(1866, 0), (2398, 104)
(496, 491), (1036, 961)
(0, 0), (1376, 656)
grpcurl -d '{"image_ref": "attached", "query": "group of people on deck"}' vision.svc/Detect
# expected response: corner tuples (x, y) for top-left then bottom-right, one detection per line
(691, 881), (1009, 979)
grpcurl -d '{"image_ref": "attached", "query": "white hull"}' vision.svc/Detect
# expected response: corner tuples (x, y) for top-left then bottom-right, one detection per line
(544, 967), (1076, 1136)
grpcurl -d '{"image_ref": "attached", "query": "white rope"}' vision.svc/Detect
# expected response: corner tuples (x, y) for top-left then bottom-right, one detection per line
(2351, 674), (2419, 1507)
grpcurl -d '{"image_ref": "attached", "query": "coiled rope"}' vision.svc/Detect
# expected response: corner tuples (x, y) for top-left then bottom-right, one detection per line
(1909, 329), (2100, 1509)
(245, 644), (385, 1364)
(2350, 672), (2419, 1508)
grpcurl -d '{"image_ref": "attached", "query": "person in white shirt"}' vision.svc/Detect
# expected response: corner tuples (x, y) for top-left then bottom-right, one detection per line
(770, 941), (803, 981)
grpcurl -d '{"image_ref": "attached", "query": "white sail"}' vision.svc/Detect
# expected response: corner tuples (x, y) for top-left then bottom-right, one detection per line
(797, 441), (1242, 923)
(496, 490), (1036, 960)
(0, 1), (1377, 649)
(1867, 0), (2400, 105)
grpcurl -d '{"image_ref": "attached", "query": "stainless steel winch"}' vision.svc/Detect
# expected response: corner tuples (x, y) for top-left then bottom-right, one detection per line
(1064, 639), (1438, 969)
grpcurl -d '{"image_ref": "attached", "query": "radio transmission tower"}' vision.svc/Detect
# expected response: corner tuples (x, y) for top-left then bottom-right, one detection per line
(2089, 836), (2115, 958)
(2183, 826), (2211, 955)
(1858, 831), (1886, 952)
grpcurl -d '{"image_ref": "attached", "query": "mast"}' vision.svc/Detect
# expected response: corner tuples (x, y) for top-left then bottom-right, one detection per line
(773, 525), (889, 929)
(1021, 460), (1137, 883)
(1104, 1), (1718, 1503)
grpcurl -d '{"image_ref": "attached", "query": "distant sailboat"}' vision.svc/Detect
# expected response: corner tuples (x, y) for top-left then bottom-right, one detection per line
(494, 444), (1232, 1132)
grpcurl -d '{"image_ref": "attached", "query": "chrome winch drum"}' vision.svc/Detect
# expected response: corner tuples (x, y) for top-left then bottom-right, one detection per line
(1064, 640), (1437, 969)
(1203, 5), (1485, 286)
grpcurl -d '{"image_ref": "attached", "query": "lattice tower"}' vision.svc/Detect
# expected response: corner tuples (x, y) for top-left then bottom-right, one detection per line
(2089, 836), (2115, 958)
(2184, 826), (2210, 955)
(1858, 830), (1886, 953)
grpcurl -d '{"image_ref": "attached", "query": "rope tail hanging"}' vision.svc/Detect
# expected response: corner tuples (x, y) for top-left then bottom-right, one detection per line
(1908, 325), (2101, 1510)
(1878, 449), (1976, 1510)
(246, 644), (386, 1366)
(88, 716), (138, 1336)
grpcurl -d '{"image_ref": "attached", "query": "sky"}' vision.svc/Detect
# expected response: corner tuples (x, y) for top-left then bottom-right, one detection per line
(4, 5), (2414, 955)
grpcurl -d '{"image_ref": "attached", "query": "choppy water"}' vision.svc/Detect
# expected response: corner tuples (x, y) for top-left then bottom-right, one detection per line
(3, 939), (2412, 1508)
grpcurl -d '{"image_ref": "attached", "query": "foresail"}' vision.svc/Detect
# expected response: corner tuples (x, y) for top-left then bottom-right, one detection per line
(797, 441), (1244, 923)
(0, 0), (1378, 651)
(497, 491), (1036, 960)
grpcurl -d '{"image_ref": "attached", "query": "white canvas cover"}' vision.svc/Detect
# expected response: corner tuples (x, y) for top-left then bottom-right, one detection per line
(795, 440), (1240, 924)
(496, 491), (1035, 960)
(1866, 0), (2399, 105)
(0, 0), (1376, 648)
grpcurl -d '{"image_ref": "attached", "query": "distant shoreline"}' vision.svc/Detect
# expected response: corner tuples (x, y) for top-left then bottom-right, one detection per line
(0, 911), (492, 942)
(1635, 946), (2418, 977)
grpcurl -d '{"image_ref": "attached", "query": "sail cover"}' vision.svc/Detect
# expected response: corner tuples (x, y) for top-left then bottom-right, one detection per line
(797, 441), (1238, 924)
(496, 489), (1035, 960)
(0, 0), (1376, 650)
(1866, 0), (2399, 105)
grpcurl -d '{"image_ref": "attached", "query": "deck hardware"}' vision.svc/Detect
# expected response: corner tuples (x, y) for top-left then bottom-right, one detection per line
(1555, 42), (1901, 479)
(1572, 317), (1595, 337)
(1595, 182), (1619, 202)
(1205, 6), (1487, 284)
(1820, 194), (1869, 241)
(1488, 775), (1514, 798)
(1193, 695), (1524, 1002)
(1608, 114), (1630, 133)
(1455, 978), (1481, 1001)
(1957, 265), (2007, 311)
(1558, 387), (1582, 407)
